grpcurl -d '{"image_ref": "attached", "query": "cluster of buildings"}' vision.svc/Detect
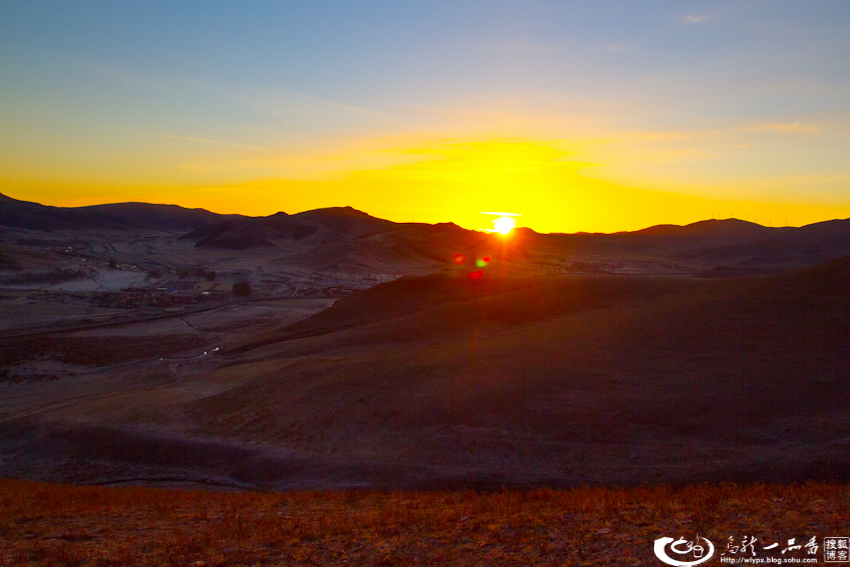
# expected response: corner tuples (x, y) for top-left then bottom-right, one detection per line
(87, 281), (234, 309)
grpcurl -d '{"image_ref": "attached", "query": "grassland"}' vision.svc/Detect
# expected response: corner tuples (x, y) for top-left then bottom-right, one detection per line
(1, 479), (848, 566)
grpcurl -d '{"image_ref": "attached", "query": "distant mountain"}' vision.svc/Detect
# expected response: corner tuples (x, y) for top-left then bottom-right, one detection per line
(293, 206), (398, 239)
(179, 206), (398, 250)
(3, 193), (850, 273)
(82, 202), (235, 231)
(531, 217), (850, 268)
(179, 213), (326, 249)
(633, 218), (778, 238)
(0, 192), (231, 231)
(671, 218), (850, 267)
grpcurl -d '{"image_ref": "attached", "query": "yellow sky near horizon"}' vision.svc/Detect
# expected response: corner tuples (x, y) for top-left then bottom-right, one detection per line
(4, 136), (850, 234)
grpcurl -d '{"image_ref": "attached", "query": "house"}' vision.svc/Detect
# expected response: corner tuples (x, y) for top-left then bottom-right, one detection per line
(194, 281), (233, 300)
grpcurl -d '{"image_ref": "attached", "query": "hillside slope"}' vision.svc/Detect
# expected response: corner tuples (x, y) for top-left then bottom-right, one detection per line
(167, 257), (850, 487)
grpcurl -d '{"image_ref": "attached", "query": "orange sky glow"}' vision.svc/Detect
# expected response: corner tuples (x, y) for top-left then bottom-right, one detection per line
(2, 3), (849, 234)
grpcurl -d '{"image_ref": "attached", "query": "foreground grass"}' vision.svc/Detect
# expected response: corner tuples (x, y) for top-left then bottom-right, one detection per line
(1, 479), (848, 566)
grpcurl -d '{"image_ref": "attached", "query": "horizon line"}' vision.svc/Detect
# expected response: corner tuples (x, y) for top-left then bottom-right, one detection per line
(1, 191), (843, 236)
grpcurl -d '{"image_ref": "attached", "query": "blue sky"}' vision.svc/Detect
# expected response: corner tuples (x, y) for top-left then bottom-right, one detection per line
(1, 1), (849, 231)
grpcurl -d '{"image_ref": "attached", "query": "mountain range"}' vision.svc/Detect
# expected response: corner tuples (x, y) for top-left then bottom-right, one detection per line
(3, 192), (850, 272)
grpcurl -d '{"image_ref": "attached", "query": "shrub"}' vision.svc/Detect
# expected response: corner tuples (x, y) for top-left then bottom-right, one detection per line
(233, 281), (251, 297)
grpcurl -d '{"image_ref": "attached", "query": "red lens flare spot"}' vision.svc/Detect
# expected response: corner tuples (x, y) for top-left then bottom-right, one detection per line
(482, 257), (490, 263)
(453, 254), (465, 265)
(468, 270), (484, 280)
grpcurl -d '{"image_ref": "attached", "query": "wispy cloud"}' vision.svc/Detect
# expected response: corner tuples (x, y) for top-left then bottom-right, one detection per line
(58, 52), (388, 124)
(682, 14), (711, 24)
(614, 121), (822, 145)
(221, 85), (387, 122)
(59, 53), (173, 93)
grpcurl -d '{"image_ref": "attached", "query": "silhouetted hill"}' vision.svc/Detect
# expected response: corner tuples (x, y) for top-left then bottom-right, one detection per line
(0, 193), (230, 231)
(180, 213), (324, 249)
(794, 218), (850, 241)
(636, 218), (775, 238)
(180, 208), (399, 250)
(679, 219), (850, 268)
(294, 206), (398, 238)
(84, 202), (233, 231)
(526, 217), (850, 269)
(4, 193), (850, 272)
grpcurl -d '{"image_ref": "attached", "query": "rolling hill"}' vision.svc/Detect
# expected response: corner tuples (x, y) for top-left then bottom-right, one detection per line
(0, 192), (230, 231)
(114, 255), (850, 488)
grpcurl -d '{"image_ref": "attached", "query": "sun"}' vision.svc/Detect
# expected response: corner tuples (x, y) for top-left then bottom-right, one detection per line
(492, 216), (516, 235)
(479, 211), (521, 234)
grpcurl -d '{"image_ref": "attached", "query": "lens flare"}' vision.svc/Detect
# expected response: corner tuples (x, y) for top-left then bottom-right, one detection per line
(453, 254), (466, 264)
(468, 270), (484, 280)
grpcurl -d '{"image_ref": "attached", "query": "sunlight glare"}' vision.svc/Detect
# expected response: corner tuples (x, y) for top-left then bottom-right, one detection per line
(493, 216), (516, 235)
(479, 211), (521, 235)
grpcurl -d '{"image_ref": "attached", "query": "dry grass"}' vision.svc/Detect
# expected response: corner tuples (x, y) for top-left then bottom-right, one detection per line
(0, 479), (848, 566)
(0, 335), (210, 369)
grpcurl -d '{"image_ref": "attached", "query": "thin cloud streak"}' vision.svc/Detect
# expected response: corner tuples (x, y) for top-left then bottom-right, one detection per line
(59, 52), (389, 125)
(682, 14), (711, 24)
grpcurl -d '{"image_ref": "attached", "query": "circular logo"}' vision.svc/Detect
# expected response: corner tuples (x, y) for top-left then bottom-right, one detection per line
(653, 536), (715, 566)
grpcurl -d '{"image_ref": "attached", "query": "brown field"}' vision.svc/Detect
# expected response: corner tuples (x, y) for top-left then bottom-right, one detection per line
(1, 479), (848, 566)
(2, 257), (850, 491)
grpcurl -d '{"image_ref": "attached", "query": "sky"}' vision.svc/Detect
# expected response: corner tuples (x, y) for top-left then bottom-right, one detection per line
(1, 1), (849, 233)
